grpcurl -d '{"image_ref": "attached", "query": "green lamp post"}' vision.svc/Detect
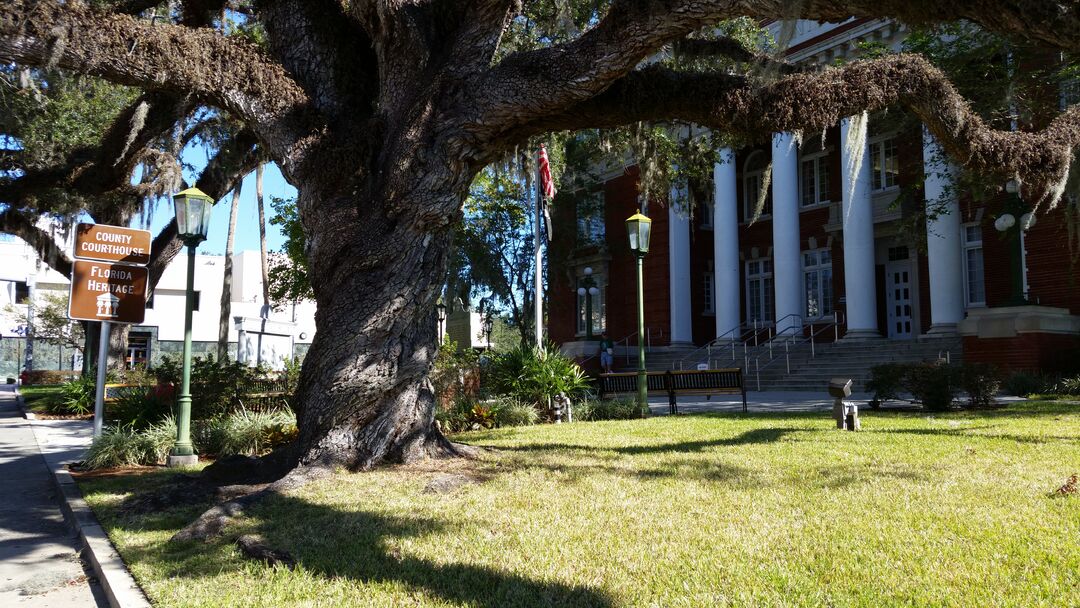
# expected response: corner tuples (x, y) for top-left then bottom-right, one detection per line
(577, 266), (599, 340)
(166, 187), (214, 467)
(994, 180), (1034, 306)
(625, 209), (652, 417)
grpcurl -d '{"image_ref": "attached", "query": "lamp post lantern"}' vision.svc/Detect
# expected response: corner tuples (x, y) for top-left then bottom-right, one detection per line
(436, 301), (447, 344)
(995, 180), (1034, 306)
(483, 313), (494, 351)
(167, 187), (214, 467)
(625, 210), (652, 417)
(577, 266), (600, 340)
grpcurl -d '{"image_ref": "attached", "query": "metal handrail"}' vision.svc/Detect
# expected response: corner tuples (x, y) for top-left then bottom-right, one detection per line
(578, 327), (660, 367)
(744, 311), (846, 390)
(672, 312), (804, 371)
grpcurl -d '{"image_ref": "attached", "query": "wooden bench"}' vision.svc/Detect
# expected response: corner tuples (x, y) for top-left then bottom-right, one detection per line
(598, 368), (747, 414)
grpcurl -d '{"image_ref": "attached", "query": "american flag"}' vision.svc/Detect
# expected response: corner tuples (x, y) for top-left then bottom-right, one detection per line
(538, 144), (556, 200)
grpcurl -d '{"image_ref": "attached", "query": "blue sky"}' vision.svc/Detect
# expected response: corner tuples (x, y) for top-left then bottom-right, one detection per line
(138, 143), (297, 256)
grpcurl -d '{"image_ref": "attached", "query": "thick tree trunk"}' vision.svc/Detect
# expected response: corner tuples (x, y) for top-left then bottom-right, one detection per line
(290, 153), (476, 469)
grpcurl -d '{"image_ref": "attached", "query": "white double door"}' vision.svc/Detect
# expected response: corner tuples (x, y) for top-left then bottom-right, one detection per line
(885, 260), (914, 339)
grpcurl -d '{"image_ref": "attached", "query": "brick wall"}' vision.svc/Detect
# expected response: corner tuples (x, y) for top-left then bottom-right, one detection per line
(963, 333), (1080, 373)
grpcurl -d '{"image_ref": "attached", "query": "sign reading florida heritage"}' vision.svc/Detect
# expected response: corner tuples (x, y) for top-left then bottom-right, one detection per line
(67, 260), (149, 323)
(73, 222), (152, 266)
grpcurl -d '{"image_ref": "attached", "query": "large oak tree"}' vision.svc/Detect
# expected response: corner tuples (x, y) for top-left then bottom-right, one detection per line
(4, 1), (1080, 500)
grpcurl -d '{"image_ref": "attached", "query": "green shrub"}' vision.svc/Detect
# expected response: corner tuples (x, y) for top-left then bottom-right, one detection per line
(574, 397), (642, 421)
(109, 388), (172, 429)
(959, 363), (1001, 407)
(53, 373), (98, 415)
(489, 397), (540, 427)
(903, 361), (958, 411)
(434, 396), (472, 433)
(1003, 372), (1054, 397)
(1051, 375), (1080, 396)
(866, 363), (907, 405)
(486, 343), (591, 408)
(193, 408), (297, 457)
(83, 417), (178, 469)
(435, 396), (540, 432)
(155, 355), (287, 418)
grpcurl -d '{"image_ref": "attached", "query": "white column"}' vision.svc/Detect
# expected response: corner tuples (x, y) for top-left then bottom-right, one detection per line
(771, 132), (802, 335)
(923, 129), (964, 334)
(840, 114), (879, 338)
(713, 148), (741, 339)
(668, 186), (693, 346)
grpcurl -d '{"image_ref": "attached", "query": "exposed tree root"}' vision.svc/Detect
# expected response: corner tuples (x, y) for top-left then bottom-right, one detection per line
(171, 464), (331, 543)
(235, 535), (296, 569)
(172, 431), (480, 544)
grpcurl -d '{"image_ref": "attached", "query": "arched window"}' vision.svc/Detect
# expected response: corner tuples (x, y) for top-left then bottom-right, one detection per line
(742, 151), (772, 220)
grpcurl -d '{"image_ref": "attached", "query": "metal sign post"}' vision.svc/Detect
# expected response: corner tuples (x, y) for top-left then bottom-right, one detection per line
(92, 321), (110, 438)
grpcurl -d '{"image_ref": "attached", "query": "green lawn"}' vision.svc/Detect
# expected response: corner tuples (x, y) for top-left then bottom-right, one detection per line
(80, 403), (1080, 607)
(19, 385), (63, 413)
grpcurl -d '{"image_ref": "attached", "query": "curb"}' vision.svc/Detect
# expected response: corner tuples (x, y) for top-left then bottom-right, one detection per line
(50, 466), (151, 608)
(14, 389), (37, 419)
(19, 388), (152, 608)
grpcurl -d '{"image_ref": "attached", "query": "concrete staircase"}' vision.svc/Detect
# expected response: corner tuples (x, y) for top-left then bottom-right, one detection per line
(611, 344), (700, 373)
(743, 336), (963, 392)
(623, 336), (963, 393)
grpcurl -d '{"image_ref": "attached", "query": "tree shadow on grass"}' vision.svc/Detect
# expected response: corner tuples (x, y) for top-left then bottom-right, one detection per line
(258, 495), (615, 608)
(877, 427), (1080, 445)
(113, 492), (614, 608)
(495, 426), (800, 457)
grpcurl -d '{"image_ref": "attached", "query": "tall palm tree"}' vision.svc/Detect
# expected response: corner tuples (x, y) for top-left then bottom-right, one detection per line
(218, 182), (242, 360)
(256, 163), (270, 314)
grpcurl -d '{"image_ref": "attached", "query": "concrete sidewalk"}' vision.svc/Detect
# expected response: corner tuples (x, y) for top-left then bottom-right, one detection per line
(0, 386), (105, 607)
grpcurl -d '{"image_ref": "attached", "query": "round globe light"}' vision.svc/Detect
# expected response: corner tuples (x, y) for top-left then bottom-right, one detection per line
(577, 287), (586, 296)
(995, 213), (1016, 232)
(1019, 212), (1036, 231)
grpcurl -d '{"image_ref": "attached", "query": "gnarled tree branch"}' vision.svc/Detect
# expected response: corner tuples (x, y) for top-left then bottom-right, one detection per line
(0, 0), (313, 161)
(473, 0), (1080, 142)
(499, 53), (1080, 206)
(0, 207), (73, 277)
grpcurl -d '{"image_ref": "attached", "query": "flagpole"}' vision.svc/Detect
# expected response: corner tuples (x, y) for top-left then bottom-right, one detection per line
(534, 149), (544, 347)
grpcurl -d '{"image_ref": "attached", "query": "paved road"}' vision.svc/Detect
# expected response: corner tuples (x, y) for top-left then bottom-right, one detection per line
(0, 386), (105, 607)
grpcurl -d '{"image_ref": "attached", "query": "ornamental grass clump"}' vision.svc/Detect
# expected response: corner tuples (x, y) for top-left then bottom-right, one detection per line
(83, 416), (178, 469)
(485, 343), (591, 409)
(193, 408), (297, 457)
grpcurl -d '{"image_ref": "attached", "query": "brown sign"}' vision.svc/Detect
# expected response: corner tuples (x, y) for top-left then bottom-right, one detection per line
(74, 223), (152, 266)
(67, 260), (148, 324)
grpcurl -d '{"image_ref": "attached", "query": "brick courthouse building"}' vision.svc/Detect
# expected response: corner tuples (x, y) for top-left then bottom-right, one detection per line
(548, 19), (1080, 377)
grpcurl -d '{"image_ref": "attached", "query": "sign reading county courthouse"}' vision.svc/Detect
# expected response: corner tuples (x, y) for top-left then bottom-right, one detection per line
(74, 223), (151, 266)
(68, 260), (149, 324)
